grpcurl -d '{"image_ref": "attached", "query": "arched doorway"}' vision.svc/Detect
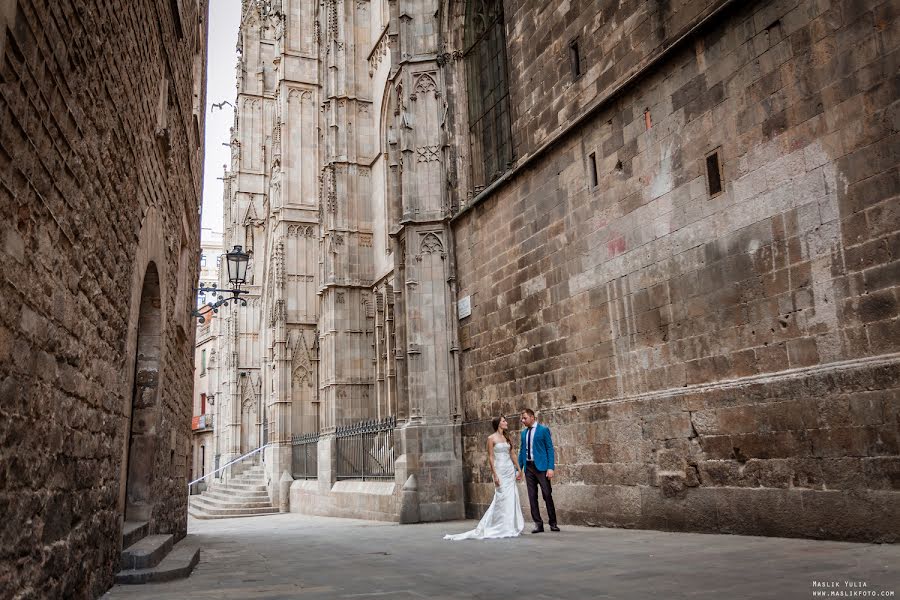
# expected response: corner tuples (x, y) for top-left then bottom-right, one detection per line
(123, 263), (162, 523)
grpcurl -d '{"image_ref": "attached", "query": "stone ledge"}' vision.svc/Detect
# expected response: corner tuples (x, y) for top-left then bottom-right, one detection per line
(290, 479), (400, 522)
(331, 480), (396, 495)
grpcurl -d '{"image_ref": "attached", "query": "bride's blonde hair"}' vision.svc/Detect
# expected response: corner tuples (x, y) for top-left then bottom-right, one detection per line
(492, 415), (511, 445)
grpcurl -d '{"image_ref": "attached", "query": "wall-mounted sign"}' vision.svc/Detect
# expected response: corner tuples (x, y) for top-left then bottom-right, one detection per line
(457, 295), (471, 319)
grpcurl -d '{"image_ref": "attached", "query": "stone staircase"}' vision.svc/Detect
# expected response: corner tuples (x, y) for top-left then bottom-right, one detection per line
(114, 520), (200, 584)
(188, 464), (279, 519)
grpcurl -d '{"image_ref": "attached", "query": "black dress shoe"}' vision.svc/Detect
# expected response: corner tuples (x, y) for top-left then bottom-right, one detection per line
(531, 526), (545, 533)
(550, 525), (560, 532)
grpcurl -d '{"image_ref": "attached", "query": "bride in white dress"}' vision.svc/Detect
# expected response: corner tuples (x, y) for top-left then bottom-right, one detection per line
(444, 416), (525, 540)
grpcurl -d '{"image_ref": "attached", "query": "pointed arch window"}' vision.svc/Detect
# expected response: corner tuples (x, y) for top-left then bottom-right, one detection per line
(465, 0), (513, 192)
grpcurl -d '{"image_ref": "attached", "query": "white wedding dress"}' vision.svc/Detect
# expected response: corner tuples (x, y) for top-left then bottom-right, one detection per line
(444, 442), (524, 540)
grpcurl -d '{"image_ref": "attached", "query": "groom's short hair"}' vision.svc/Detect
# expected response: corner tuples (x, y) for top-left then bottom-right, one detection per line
(521, 408), (535, 417)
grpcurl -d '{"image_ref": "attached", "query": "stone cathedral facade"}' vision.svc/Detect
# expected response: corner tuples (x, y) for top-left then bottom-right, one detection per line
(207, 0), (899, 540)
(208, 0), (465, 523)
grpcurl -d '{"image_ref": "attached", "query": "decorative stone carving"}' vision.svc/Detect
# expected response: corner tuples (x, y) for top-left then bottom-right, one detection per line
(418, 232), (446, 261)
(243, 199), (264, 226)
(368, 28), (391, 75)
(411, 73), (438, 100)
(291, 329), (315, 388)
(274, 239), (285, 286)
(320, 166), (337, 213)
(273, 299), (286, 324)
(416, 146), (440, 162)
(288, 224), (316, 237)
(288, 88), (313, 102)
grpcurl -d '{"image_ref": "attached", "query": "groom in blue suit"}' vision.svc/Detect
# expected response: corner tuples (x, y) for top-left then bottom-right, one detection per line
(519, 408), (559, 533)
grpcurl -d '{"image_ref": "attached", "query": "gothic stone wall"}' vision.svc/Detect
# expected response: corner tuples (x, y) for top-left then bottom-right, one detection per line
(453, 0), (900, 541)
(0, 1), (206, 597)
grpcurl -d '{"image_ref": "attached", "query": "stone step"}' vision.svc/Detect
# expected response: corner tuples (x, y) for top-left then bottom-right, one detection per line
(235, 466), (263, 475)
(188, 507), (278, 520)
(202, 489), (271, 502)
(235, 468), (265, 476)
(232, 476), (265, 484)
(216, 482), (267, 491)
(115, 537), (200, 584)
(122, 521), (149, 550)
(187, 504), (280, 517)
(190, 496), (274, 510)
(120, 534), (174, 570)
(204, 484), (269, 495)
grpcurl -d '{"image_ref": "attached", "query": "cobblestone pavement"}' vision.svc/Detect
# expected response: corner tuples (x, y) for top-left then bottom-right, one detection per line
(104, 514), (899, 600)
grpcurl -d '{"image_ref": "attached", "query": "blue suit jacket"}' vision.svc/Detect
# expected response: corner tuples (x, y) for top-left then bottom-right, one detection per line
(519, 424), (555, 472)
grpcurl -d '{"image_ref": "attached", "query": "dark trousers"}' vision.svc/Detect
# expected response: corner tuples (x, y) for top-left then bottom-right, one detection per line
(525, 461), (557, 527)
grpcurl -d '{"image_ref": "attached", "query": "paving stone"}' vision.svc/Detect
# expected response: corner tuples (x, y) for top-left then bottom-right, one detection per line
(102, 514), (900, 600)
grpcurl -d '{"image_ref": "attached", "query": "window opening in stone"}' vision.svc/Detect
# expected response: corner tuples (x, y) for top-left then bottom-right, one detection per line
(465, 0), (513, 192)
(588, 152), (598, 188)
(706, 149), (723, 197)
(569, 39), (581, 79)
(201, 349), (207, 375)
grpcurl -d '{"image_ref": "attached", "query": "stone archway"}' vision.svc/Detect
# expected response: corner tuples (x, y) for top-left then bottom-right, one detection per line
(123, 263), (163, 522)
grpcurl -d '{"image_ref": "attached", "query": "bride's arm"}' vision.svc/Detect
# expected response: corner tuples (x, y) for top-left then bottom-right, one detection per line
(488, 437), (499, 487)
(509, 443), (523, 480)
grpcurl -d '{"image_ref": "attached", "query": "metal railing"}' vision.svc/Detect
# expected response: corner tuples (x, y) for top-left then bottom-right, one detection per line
(188, 444), (269, 489)
(291, 432), (319, 479)
(335, 416), (396, 481)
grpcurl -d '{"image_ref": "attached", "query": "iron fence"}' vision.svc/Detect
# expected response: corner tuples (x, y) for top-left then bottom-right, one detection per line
(335, 416), (396, 480)
(291, 432), (319, 479)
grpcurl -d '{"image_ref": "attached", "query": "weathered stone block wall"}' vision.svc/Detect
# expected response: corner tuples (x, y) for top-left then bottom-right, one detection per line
(505, 0), (727, 161)
(0, 1), (207, 597)
(453, 0), (899, 541)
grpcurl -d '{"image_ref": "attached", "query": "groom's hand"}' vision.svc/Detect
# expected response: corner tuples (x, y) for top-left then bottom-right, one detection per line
(546, 469), (554, 479)
(516, 471), (523, 481)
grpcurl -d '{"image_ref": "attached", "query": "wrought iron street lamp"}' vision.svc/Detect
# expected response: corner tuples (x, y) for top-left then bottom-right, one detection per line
(193, 245), (251, 323)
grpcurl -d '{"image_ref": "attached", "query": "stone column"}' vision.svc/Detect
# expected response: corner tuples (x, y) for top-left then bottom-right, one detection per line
(385, 5), (465, 523)
(269, 295), (293, 502)
(317, 433), (336, 494)
(317, 0), (376, 431)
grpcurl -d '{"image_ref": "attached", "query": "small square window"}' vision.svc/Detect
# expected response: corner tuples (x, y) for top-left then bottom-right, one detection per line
(706, 149), (723, 197)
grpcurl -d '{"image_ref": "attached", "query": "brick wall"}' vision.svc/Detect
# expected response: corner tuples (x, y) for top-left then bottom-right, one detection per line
(452, 0), (899, 541)
(0, 0), (207, 597)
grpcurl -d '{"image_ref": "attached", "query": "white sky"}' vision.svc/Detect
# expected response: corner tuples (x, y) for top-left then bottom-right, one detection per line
(200, 1), (242, 240)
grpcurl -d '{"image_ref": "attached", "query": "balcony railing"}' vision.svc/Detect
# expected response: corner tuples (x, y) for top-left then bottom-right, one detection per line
(335, 416), (396, 481)
(291, 432), (319, 479)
